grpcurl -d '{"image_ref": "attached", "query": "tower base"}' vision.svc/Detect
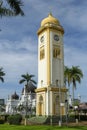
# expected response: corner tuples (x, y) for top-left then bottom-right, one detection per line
(35, 86), (67, 116)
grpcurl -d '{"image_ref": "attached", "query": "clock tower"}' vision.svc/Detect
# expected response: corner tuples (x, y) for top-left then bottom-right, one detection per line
(35, 13), (67, 116)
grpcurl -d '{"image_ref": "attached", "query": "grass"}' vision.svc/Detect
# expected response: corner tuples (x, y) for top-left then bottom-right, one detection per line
(0, 124), (87, 130)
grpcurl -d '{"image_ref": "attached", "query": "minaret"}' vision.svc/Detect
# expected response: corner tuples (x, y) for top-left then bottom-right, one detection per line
(35, 13), (67, 116)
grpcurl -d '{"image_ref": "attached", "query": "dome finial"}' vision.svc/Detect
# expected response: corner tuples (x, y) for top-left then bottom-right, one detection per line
(49, 12), (52, 16)
(49, 7), (53, 16)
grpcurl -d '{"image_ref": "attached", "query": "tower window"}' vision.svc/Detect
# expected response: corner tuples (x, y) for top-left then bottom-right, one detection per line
(40, 46), (45, 60)
(53, 47), (60, 58)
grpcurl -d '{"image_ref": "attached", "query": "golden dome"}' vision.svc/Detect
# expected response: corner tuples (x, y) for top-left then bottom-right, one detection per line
(41, 13), (60, 26)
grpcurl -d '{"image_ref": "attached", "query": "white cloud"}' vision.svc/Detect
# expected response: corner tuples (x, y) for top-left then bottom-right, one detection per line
(62, 3), (87, 32)
(0, 37), (38, 84)
(0, 0), (87, 101)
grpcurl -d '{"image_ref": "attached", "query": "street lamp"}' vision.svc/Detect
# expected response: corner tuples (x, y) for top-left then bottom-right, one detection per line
(59, 80), (62, 126)
(65, 99), (68, 126)
(24, 93), (28, 126)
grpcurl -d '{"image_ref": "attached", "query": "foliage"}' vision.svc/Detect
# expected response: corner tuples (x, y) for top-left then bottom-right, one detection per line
(7, 114), (22, 125)
(0, 0), (24, 17)
(19, 73), (36, 86)
(0, 67), (5, 82)
(0, 116), (5, 124)
(64, 66), (83, 104)
(0, 119), (4, 124)
(79, 115), (87, 121)
(0, 114), (9, 122)
(64, 66), (83, 89)
(64, 66), (71, 87)
(70, 66), (83, 89)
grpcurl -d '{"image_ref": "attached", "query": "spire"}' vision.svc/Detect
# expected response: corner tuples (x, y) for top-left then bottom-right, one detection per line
(48, 12), (52, 16)
(49, 6), (53, 16)
(24, 85), (26, 95)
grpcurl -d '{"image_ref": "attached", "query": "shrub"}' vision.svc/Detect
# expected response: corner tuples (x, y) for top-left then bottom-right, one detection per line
(7, 114), (22, 125)
(78, 115), (87, 121)
(0, 119), (4, 124)
(0, 115), (5, 124)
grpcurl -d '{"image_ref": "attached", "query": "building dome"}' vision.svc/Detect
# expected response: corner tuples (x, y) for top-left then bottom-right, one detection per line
(41, 13), (60, 27)
(11, 92), (19, 100)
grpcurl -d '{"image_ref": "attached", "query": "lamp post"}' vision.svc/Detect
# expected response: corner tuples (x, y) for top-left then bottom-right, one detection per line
(65, 99), (68, 126)
(59, 81), (62, 126)
(24, 93), (28, 125)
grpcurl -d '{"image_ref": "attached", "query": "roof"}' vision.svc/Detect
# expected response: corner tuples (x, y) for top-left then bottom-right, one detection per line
(11, 91), (19, 100)
(78, 102), (87, 111)
(41, 13), (60, 27)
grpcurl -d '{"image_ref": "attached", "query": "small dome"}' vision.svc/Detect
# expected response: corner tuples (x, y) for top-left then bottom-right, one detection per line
(41, 13), (60, 26)
(11, 92), (19, 100)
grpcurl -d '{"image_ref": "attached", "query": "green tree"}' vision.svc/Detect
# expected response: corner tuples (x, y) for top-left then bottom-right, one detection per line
(19, 73), (36, 86)
(0, 67), (5, 82)
(0, 0), (24, 17)
(70, 66), (83, 105)
(64, 66), (71, 92)
(19, 73), (36, 123)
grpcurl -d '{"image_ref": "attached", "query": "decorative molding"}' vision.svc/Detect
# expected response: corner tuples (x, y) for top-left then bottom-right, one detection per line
(37, 23), (64, 35)
(35, 87), (47, 93)
(48, 87), (68, 92)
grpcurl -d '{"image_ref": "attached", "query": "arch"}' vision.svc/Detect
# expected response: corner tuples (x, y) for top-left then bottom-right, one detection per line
(39, 95), (43, 102)
(38, 95), (43, 115)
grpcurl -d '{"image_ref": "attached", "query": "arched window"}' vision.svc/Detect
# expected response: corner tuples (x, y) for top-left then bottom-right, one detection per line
(39, 95), (43, 102)
(53, 47), (61, 58)
(40, 46), (45, 60)
(56, 96), (59, 103)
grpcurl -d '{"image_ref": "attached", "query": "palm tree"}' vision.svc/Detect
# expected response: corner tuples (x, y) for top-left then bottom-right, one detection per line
(64, 66), (72, 111)
(70, 66), (83, 105)
(19, 73), (36, 123)
(64, 66), (71, 92)
(0, 0), (24, 17)
(19, 73), (36, 86)
(0, 67), (5, 82)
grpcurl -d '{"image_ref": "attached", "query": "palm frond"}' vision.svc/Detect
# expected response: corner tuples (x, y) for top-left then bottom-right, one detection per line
(0, 77), (4, 82)
(19, 73), (36, 86)
(0, 7), (14, 16)
(30, 79), (37, 84)
(19, 79), (26, 84)
(6, 0), (24, 16)
(0, 67), (5, 82)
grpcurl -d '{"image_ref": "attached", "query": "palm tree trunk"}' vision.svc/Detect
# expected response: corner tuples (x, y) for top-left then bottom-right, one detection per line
(67, 84), (70, 112)
(68, 84), (70, 98)
(72, 85), (74, 106)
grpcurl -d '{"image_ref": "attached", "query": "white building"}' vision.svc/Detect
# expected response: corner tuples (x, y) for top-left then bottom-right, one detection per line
(6, 83), (36, 115)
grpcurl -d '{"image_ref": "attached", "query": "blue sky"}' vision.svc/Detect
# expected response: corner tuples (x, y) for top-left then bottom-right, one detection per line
(0, 0), (87, 102)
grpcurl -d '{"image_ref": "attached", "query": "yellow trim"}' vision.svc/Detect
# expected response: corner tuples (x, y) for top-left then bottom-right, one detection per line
(35, 87), (47, 93)
(35, 87), (67, 93)
(48, 87), (68, 92)
(47, 28), (50, 86)
(37, 24), (64, 35)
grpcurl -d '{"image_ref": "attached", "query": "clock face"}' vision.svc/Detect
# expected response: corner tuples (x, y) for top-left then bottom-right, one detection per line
(54, 34), (59, 41)
(40, 35), (44, 43)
